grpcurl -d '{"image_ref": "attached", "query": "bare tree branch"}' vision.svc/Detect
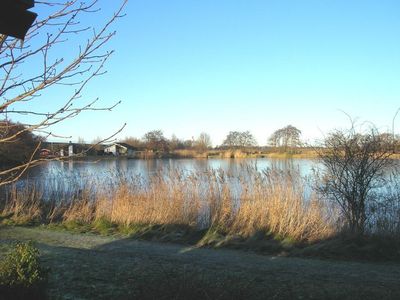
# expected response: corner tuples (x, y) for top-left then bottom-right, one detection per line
(0, 0), (128, 185)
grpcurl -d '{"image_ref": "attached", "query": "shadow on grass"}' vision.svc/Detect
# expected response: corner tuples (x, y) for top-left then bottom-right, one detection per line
(112, 223), (400, 262)
(2, 209), (400, 262)
(41, 218), (400, 262)
(2, 226), (400, 300)
(27, 241), (272, 300)
(294, 234), (400, 262)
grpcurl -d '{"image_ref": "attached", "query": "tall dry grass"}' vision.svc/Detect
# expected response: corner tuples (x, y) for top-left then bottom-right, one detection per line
(0, 185), (42, 224)
(228, 169), (335, 241)
(0, 167), (337, 242)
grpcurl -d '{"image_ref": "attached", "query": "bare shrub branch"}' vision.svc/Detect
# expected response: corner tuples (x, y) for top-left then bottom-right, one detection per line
(316, 121), (394, 235)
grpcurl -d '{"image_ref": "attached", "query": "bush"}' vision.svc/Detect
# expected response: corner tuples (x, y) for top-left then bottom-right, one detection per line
(0, 242), (48, 300)
(316, 127), (393, 235)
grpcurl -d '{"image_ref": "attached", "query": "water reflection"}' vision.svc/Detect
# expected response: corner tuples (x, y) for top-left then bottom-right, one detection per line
(4, 158), (399, 235)
(15, 157), (400, 192)
(26, 158), (317, 181)
(14, 158), (317, 200)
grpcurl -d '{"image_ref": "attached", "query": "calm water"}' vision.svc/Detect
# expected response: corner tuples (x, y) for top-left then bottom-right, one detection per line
(15, 157), (399, 202)
(18, 158), (318, 198)
(26, 157), (318, 181)
(8, 158), (399, 234)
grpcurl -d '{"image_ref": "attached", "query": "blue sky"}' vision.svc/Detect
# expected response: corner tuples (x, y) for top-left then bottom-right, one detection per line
(24, 0), (400, 145)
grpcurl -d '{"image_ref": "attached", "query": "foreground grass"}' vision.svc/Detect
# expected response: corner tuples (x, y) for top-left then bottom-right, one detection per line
(1, 226), (399, 300)
(2, 216), (398, 262)
(41, 220), (399, 262)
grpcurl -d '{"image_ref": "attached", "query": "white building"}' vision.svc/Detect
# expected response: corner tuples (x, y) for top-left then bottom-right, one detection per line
(68, 142), (74, 156)
(103, 143), (136, 156)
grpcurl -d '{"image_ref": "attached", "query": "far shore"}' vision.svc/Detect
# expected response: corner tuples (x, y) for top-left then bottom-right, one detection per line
(68, 148), (320, 160)
(65, 149), (400, 161)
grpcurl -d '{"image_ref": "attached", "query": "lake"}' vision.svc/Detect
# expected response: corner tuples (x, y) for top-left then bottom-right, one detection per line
(29, 157), (318, 177)
(6, 157), (400, 234)
(16, 158), (318, 200)
(11, 157), (399, 203)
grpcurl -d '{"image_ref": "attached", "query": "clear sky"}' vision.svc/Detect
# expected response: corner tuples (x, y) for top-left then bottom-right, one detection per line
(23, 0), (400, 146)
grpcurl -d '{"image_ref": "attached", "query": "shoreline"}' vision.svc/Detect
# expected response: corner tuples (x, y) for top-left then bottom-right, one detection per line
(65, 151), (320, 160)
(65, 151), (400, 161)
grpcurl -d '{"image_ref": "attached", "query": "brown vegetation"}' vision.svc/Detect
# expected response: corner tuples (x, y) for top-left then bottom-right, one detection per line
(1, 167), (335, 244)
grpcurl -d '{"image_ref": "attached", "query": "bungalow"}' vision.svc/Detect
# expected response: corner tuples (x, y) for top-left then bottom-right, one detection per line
(103, 142), (137, 156)
(39, 148), (52, 158)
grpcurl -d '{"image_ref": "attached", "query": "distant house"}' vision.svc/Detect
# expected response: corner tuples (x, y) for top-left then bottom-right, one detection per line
(39, 148), (52, 158)
(103, 143), (137, 156)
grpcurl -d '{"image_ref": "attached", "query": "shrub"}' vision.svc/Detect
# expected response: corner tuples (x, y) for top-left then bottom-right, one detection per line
(316, 126), (393, 235)
(0, 242), (48, 300)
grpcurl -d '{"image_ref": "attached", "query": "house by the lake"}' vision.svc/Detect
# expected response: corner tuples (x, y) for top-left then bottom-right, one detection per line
(103, 142), (137, 156)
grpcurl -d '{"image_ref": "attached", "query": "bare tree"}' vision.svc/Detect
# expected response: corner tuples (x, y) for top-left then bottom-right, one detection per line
(123, 136), (144, 149)
(267, 131), (279, 148)
(0, 1), (127, 186)
(143, 130), (169, 152)
(222, 131), (257, 149)
(269, 125), (301, 152)
(316, 125), (393, 235)
(168, 134), (180, 151)
(194, 132), (212, 152)
(77, 137), (86, 144)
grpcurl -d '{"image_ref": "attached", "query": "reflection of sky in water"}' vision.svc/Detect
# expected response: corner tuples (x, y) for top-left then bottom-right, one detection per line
(16, 158), (319, 200)
(14, 158), (399, 201)
(25, 158), (318, 182)
(7, 158), (399, 234)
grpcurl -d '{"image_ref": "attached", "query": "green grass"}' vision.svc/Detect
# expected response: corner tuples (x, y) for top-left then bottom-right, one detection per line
(92, 218), (118, 235)
(0, 213), (40, 227)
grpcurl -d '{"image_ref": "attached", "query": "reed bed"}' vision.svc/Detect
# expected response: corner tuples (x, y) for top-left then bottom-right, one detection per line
(229, 169), (334, 241)
(1, 166), (338, 242)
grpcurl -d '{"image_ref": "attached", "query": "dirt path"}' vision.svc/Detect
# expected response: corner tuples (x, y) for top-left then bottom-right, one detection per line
(1, 226), (400, 300)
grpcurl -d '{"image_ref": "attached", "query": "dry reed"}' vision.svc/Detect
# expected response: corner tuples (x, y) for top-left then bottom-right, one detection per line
(0, 185), (42, 224)
(0, 166), (337, 242)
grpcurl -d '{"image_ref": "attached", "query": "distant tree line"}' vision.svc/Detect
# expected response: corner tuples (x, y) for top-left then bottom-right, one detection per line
(0, 121), (309, 158)
(4, 119), (400, 166)
(121, 127), (301, 153)
(118, 126), (400, 154)
(122, 130), (213, 153)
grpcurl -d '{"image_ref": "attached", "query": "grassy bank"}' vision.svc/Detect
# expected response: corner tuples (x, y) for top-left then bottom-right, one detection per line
(1, 226), (400, 300)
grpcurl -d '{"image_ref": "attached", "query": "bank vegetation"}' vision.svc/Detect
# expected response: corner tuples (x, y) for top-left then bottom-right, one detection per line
(1, 125), (400, 260)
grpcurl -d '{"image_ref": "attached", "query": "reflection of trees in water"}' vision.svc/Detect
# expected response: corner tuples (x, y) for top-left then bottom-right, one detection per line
(15, 158), (317, 196)
(269, 159), (295, 172)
